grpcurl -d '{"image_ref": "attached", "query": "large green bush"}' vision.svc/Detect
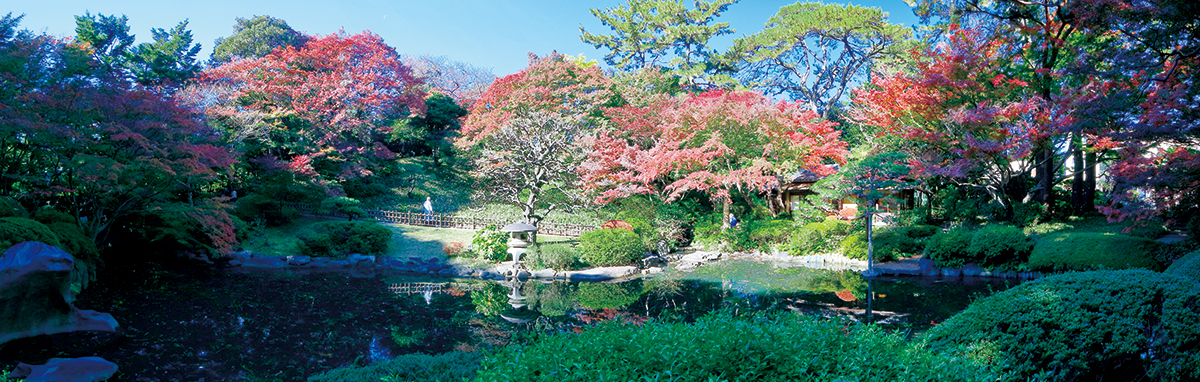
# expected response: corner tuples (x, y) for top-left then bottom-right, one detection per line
(785, 217), (851, 256)
(476, 312), (1001, 382)
(297, 221), (392, 258)
(318, 196), (367, 221)
(1165, 249), (1200, 282)
(839, 225), (924, 262)
(925, 227), (976, 269)
(233, 193), (295, 226)
(578, 228), (645, 267)
(469, 225), (508, 263)
(32, 208), (75, 225)
(45, 222), (98, 263)
(306, 351), (483, 382)
(0, 217), (61, 251)
(965, 225), (1033, 267)
(0, 196), (26, 218)
(525, 242), (580, 270)
(925, 270), (1200, 381)
(1028, 232), (1160, 271)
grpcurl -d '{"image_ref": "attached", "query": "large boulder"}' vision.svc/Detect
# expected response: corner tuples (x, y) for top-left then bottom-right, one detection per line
(1, 242), (118, 345)
(9, 356), (118, 382)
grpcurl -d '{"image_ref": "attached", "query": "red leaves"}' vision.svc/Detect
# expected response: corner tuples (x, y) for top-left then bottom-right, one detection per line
(583, 89), (848, 203)
(201, 30), (425, 146)
(460, 53), (612, 147)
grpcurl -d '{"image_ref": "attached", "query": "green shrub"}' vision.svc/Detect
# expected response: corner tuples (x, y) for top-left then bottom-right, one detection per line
(318, 196), (367, 221)
(925, 227), (976, 269)
(785, 217), (850, 256)
(233, 194), (294, 226)
(1164, 249), (1200, 282)
(1028, 232), (1160, 271)
(1010, 201), (1045, 227)
(45, 222), (98, 263)
(0, 217), (61, 251)
(0, 196), (26, 218)
(575, 282), (642, 310)
(32, 208), (75, 225)
(839, 226), (924, 262)
(894, 224), (940, 239)
(297, 221), (392, 258)
(1189, 215), (1200, 243)
(925, 270), (1200, 381)
(306, 351), (483, 382)
(578, 228), (645, 267)
(525, 242), (580, 270)
(476, 312), (1001, 382)
(839, 233), (867, 260)
(469, 225), (508, 263)
(965, 225), (1033, 267)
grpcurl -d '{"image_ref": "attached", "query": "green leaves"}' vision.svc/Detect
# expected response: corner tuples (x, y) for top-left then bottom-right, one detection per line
(729, 2), (913, 118)
(580, 0), (738, 86)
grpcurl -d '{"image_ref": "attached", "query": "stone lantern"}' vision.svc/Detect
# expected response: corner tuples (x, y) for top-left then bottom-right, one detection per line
(500, 222), (537, 266)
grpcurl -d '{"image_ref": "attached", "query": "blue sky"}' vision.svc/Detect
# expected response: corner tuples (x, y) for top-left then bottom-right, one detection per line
(10, 0), (920, 76)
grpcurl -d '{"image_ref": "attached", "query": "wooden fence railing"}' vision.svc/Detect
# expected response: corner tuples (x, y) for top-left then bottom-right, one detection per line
(283, 203), (596, 237)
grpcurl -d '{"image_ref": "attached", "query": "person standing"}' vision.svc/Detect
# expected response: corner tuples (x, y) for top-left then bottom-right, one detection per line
(423, 196), (434, 226)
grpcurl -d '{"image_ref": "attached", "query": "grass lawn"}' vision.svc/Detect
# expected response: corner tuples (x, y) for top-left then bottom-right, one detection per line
(239, 217), (576, 262)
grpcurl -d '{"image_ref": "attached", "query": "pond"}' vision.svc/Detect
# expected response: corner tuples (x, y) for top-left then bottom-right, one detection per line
(0, 258), (1019, 381)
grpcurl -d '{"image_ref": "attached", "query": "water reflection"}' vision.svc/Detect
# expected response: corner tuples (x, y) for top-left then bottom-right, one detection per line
(1, 259), (1018, 381)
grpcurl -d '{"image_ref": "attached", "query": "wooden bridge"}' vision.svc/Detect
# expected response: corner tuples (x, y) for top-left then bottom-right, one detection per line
(283, 203), (596, 237)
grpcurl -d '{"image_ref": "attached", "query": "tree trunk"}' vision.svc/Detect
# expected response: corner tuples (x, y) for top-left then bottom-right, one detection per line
(721, 196), (731, 230)
(1084, 150), (1097, 213)
(1072, 133), (1084, 215)
(1039, 147), (1055, 214)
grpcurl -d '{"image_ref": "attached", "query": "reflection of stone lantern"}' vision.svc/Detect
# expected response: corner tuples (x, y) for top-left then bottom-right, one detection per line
(500, 222), (537, 267)
(500, 279), (539, 324)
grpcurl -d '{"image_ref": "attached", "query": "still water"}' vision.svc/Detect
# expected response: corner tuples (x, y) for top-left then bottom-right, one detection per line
(0, 258), (1018, 381)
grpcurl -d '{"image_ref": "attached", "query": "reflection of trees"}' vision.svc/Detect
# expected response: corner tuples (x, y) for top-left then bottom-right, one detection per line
(470, 282), (509, 316)
(525, 282), (576, 317)
(805, 270), (868, 300)
(576, 282), (644, 310)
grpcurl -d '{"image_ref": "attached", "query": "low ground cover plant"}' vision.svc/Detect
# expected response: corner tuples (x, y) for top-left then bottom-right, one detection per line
(924, 270), (1200, 381)
(1165, 249), (1200, 282)
(1028, 232), (1161, 271)
(306, 351), (483, 382)
(475, 312), (1001, 382)
(297, 221), (392, 258)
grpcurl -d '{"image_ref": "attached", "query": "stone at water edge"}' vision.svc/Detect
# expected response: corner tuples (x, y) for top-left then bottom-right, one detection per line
(347, 254), (375, 266)
(9, 357), (118, 382)
(0, 242), (118, 345)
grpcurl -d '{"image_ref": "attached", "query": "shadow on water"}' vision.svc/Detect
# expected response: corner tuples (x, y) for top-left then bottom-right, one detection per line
(0, 257), (1019, 381)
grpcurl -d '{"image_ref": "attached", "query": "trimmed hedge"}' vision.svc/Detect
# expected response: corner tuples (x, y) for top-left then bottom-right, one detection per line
(578, 228), (646, 267)
(1028, 232), (1161, 271)
(297, 221), (392, 258)
(475, 312), (1001, 382)
(965, 225), (1033, 267)
(0, 217), (61, 251)
(840, 224), (933, 262)
(1165, 249), (1200, 282)
(925, 227), (976, 269)
(924, 270), (1200, 381)
(785, 217), (851, 256)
